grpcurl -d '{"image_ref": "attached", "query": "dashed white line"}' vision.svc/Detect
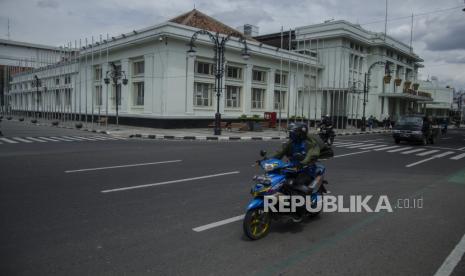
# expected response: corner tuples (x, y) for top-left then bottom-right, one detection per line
(416, 150), (440, 156)
(387, 147), (412, 153)
(50, 136), (73, 141)
(359, 144), (387, 150)
(12, 137), (33, 143)
(66, 160), (182, 173)
(38, 137), (59, 142)
(193, 214), (245, 232)
(401, 148), (427, 155)
(434, 232), (465, 276)
(0, 137), (18, 144)
(451, 153), (465, 160)
(26, 137), (47, 143)
(334, 150), (371, 158)
(347, 144), (375, 149)
(406, 151), (455, 168)
(101, 171), (240, 193)
(373, 146), (400, 151)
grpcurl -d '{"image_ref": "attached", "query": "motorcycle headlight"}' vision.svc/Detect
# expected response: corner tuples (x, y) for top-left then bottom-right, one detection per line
(412, 130), (422, 135)
(252, 175), (272, 185)
(317, 128), (321, 131)
(264, 163), (276, 172)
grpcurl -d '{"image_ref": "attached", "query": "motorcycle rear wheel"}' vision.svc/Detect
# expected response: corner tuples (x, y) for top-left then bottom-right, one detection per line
(243, 208), (271, 240)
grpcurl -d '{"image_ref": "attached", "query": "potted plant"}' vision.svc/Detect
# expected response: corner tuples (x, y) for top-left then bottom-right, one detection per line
(395, 78), (402, 86)
(52, 120), (59, 126)
(75, 122), (83, 129)
(19, 117), (24, 121)
(383, 75), (392, 84)
(404, 81), (412, 90)
(412, 83), (419, 90)
(7, 116), (12, 120)
(31, 119), (37, 124)
(247, 114), (262, 131)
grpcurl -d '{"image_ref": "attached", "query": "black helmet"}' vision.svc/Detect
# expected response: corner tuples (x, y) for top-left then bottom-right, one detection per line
(288, 123), (308, 142)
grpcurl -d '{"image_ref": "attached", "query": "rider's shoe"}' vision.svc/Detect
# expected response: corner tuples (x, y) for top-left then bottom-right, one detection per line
(291, 214), (303, 223)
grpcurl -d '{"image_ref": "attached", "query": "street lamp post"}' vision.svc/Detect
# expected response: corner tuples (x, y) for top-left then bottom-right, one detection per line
(361, 61), (392, 131)
(33, 75), (41, 121)
(104, 62), (128, 128)
(187, 30), (250, 135)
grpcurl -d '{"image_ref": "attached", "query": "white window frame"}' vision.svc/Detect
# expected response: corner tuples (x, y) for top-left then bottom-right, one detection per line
(194, 82), (213, 107)
(225, 85), (241, 109)
(274, 90), (286, 110)
(226, 66), (242, 80)
(251, 88), (265, 109)
(195, 61), (214, 76)
(133, 81), (144, 106)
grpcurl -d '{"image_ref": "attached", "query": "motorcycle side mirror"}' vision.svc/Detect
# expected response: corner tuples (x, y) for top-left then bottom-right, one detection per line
(259, 150), (267, 157)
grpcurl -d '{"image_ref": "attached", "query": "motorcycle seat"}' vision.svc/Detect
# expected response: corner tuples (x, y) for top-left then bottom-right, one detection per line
(285, 182), (312, 195)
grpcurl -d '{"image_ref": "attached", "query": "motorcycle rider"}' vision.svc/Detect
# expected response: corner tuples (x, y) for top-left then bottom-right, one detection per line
(319, 114), (333, 129)
(273, 123), (328, 222)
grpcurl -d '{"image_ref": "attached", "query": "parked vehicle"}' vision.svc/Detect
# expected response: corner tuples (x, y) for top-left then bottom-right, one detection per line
(243, 151), (327, 240)
(392, 115), (439, 145)
(317, 126), (335, 145)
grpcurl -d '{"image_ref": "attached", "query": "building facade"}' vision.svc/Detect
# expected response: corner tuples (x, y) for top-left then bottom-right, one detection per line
(6, 10), (453, 129)
(0, 39), (64, 109)
(6, 10), (320, 128)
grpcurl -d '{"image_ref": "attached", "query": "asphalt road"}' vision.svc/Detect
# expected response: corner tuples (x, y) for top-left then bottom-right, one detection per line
(1, 120), (465, 275)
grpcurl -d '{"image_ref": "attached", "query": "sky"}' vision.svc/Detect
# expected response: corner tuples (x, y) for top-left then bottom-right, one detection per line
(1, 0), (464, 90)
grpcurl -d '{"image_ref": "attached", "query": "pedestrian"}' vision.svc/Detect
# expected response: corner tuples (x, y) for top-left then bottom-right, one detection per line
(368, 115), (374, 131)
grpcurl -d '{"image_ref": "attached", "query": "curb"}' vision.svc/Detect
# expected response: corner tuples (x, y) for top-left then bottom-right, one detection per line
(128, 130), (391, 141)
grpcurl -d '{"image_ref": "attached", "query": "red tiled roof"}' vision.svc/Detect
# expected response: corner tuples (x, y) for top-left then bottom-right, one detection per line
(169, 9), (252, 40)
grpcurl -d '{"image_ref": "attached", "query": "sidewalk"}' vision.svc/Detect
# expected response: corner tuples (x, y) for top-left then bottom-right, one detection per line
(4, 116), (393, 141)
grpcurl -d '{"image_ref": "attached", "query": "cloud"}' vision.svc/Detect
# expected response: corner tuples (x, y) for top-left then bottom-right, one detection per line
(0, 0), (464, 90)
(36, 0), (59, 9)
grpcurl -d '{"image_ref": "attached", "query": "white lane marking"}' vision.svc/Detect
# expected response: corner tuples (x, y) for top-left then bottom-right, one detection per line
(440, 137), (452, 140)
(61, 136), (84, 141)
(73, 136), (98, 141)
(387, 147), (413, 153)
(346, 144), (375, 149)
(0, 137), (19, 143)
(50, 136), (73, 141)
(434, 232), (465, 276)
(38, 137), (59, 142)
(401, 148), (427, 155)
(66, 160), (182, 173)
(374, 146), (400, 151)
(451, 153), (465, 160)
(336, 143), (365, 148)
(406, 151), (455, 168)
(359, 144), (387, 150)
(11, 137), (33, 143)
(334, 150), (371, 158)
(26, 137), (47, 143)
(417, 150), (440, 156)
(457, 147), (465, 151)
(101, 171), (240, 193)
(193, 214), (245, 232)
(92, 136), (112, 140)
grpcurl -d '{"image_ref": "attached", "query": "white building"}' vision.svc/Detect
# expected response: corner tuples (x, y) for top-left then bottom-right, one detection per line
(294, 20), (429, 126)
(7, 10), (451, 129)
(418, 77), (453, 118)
(0, 39), (64, 109)
(7, 10), (320, 128)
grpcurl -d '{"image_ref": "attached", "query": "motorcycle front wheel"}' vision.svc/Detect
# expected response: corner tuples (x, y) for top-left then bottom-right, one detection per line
(243, 208), (271, 240)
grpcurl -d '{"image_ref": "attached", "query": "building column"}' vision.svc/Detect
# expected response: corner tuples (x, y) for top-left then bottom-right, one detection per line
(288, 72), (296, 118)
(144, 53), (154, 114)
(266, 68), (276, 113)
(243, 63), (253, 115)
(120, 58), (130, 113)
(185, 55), (195, 114)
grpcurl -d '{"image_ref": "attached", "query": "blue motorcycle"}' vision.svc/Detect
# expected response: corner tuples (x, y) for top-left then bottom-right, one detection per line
(243, 150), (327, 240)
